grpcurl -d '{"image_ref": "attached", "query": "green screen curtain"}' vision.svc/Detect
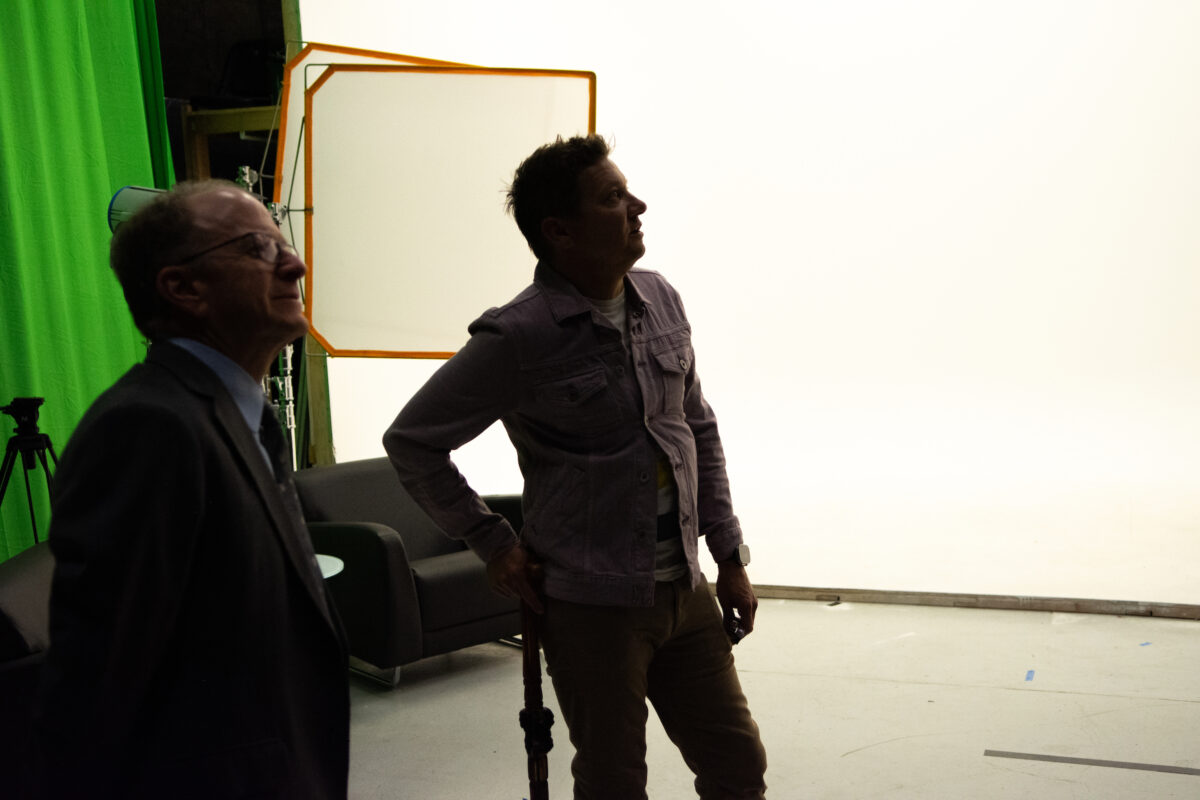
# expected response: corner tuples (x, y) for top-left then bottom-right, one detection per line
(0, 0), (173, 560)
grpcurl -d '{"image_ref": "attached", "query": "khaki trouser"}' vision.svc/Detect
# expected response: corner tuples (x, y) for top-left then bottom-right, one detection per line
(540, 575), (768, 800)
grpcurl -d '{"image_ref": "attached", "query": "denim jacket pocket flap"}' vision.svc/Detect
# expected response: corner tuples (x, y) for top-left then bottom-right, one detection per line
(653, 347), (691, 375)
(536, 368), (608, 407)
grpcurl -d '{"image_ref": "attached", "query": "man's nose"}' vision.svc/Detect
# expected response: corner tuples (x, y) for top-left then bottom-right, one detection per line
(630, 193), (647, 215)
(278, 248), (307, 279)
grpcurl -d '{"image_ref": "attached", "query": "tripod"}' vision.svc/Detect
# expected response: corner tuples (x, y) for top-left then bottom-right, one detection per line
(0, 397), (58, 544)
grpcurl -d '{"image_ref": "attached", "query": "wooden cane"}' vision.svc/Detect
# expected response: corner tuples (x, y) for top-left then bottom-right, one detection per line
(520, 602), (553, 800)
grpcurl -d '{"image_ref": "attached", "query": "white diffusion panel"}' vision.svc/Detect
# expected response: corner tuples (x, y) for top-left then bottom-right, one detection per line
(305, 66), (594, 355)
(272, 44), (465, 265)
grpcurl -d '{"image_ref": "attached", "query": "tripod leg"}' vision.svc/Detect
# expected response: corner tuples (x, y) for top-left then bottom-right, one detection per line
(35, 444), (54, 495)
(22, 465), (39, 544)
(0, 439), (18, 507)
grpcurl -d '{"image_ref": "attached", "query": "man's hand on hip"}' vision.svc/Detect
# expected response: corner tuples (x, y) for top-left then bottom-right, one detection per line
(487, 544), (544, 614)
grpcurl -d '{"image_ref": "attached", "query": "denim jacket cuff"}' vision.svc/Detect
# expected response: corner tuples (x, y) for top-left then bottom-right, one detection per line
(469, 527), (522, 564)
(703, 520), (744, 564)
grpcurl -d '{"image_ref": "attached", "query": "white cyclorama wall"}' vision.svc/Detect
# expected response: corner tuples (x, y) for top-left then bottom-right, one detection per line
(302, 0), (1200, 604)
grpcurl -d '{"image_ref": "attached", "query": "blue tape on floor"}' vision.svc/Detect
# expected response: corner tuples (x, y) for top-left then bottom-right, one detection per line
(1025, 670), (1035, 682)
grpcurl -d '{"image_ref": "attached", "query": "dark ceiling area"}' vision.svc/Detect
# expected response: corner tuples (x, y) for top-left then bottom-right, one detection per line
(155, 0), (287, 195)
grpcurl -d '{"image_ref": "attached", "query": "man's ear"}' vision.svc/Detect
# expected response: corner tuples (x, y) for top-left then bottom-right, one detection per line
(541, 217), (574, 251)
(156, 265), (206, 320)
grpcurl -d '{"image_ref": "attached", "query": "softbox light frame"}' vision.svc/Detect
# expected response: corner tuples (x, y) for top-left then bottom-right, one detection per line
(302, 63), (595, 357)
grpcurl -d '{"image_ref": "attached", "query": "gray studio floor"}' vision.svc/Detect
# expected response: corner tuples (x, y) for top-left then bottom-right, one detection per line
(347, 598), (1200, 799)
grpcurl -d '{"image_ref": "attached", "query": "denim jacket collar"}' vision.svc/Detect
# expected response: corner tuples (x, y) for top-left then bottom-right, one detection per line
(534, 261), (653, 324)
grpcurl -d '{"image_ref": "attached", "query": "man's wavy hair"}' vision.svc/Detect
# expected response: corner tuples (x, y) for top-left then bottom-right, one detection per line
(109, 179), (240, 338)
(505, 134), (611, 262)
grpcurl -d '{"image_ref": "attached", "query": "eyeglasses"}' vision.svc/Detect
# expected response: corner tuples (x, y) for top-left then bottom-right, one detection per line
(177, 231), (298, 267)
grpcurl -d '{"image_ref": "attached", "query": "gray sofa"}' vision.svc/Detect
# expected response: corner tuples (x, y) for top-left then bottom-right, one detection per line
(293, 457), (521, 685)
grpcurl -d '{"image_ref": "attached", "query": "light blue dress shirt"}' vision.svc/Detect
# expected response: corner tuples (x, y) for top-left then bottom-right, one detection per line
(168, 338), (273, 470)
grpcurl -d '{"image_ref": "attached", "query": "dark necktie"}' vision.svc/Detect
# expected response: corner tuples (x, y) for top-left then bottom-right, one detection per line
(258, 402), (295, 482)
(259, 403), (329, 612)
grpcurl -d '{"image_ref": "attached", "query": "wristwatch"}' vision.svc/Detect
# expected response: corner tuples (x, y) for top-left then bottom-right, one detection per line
(724, 543), (751, 567)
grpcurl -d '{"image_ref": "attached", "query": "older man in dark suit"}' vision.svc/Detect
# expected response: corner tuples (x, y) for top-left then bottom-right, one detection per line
(34, 181), (349, 799)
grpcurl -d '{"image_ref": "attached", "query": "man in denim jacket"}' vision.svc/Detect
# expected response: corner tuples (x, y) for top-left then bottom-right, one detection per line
(384, 135), (767, 799)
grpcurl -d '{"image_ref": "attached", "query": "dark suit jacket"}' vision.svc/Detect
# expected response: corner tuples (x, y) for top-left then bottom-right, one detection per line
(34, 342), (349, 799)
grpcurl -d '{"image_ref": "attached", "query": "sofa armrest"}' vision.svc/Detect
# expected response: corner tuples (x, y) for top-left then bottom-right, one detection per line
(307, 522), (423, 668)
(0, 542), (53, 662)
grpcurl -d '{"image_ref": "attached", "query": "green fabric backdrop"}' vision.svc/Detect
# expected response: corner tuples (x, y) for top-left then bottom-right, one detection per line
(0, 1), (172, 560)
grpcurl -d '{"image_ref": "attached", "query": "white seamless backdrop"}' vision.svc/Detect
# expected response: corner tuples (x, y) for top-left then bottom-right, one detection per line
(303, 0), (1200, 603)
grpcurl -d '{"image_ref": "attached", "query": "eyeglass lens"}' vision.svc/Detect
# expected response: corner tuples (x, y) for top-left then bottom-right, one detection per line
(251, 234), (297, 264)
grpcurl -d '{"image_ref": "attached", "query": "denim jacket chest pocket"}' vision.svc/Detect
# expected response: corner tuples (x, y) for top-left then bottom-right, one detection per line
(531, 365), (623, 435)
(650, 343), (693, 417)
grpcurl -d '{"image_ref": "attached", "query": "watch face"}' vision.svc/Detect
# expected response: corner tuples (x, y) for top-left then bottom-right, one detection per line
(735, 543), (751, 566)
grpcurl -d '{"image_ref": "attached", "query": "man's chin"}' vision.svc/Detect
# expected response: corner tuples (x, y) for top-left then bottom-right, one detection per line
(277, 317), (310, 346)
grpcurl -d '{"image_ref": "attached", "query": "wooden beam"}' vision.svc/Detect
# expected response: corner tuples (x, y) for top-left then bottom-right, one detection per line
(282, 0), (303, 63)
(755, 584), (1200, 620)
(181, 105), (279, 180)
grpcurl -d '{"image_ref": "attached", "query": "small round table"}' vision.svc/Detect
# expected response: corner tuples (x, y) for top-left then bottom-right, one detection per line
(315, 554), (344, 579)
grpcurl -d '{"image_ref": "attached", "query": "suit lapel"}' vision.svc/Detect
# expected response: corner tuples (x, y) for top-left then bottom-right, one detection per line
(148, 343), (336, 630)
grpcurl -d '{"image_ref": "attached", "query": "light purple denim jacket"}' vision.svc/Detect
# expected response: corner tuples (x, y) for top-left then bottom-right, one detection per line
(383, 262), (743, 607)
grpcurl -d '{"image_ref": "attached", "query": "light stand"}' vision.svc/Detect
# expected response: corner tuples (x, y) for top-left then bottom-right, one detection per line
(0, 397), (58, 544)
(234, 166), (302, 471)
